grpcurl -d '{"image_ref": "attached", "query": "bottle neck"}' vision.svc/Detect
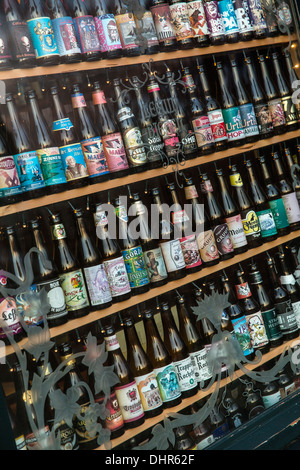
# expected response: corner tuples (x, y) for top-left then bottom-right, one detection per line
(231, 62), (248, 104)
(216, 64), (235, 107)
(245, 59), (264, 102)
(259, 56), (276, 99)
(28, 97), (52, 148)
(272, 54), (289, 96)
(198, 67), (211, 96)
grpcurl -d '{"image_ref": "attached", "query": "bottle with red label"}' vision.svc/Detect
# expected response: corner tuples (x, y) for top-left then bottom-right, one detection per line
(169, 0), (194, 49)
(112, 0), (141, 56)
(71, 0), (102, 61)
(92, 0), (123, 59)
(186, 0), (210, 47)
(150, 0), (177, 52)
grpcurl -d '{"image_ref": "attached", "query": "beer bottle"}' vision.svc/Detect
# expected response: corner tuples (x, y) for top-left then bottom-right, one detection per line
(0, 5), (13, 70)
(271, 51), (299, 132)
(187, 403), (215, 449)
(184, 176), (219, 267)
(6, 92), (46, 200)
(149, 0), (177, 52)
(181, 65), (215, 156)
(277, 365), (295, 398)
(73, 207), (112, 311)
(232, 0), (253, 41)
(209, 406), (229, 440)
(230, 57), (260, 143)
(197, 63), (228, 151)
(258, 54), (286, 135)
(229, 163), (262, 248)
(287, 244), (300, 286)
(71, 0), (102, 61)
(186, 0), (210, 47)
(276, 250), (300, 329)
(262, 0), (279, 36)
(134, 0), (160, 55)
(26, 0), (60, 66)
(215, 167), (248, 254)
(113, 78), (148, 172)
(215, 60), (245, 146)
(151, 186), (186, 280)
(114, 196), (150, 295)
(203, 0), (225, 45)
(58, 342), (98, 449)
(257, 155), (290, 236)
(272, 150), (300, 231)
(71, 83), (109, 184)
(104, 325), (145, 428)
(3, 0), (35, 68)
(94, 202), (131, 302)
(92, 0), (123, 59)
(260, 376), (281, 409)
(169, 0), (194, 49)
(220, 394), (246, 430)
(200, 172), (234, 260)
(112, 0), (141, 57)
(50, 213), (90, 319)
(9, 362), (29, 450)
(248, 261), (283, 348)
(26, 89), (67, 194)
(247, 0), (267, 38)
(142, 308), (182, 408)
(235, 267), (270, 354)
(50, 85), (89, 189)
(176, 295), (213, 388)
(245, 159), (278, 242)
(244, 55), (273, 139)
(283, 144), (300, 205)
(130, 192), (168, 287)
(284, 50), (300, 122)
(243, 380), (265, 419)
(174, 426), (197, 450)
(275, 0), (294, 33)
(123, 316), (163, 418)
(29, 218), (68, 328)
(0, 127), (22, 206)
(218, 0), (240, 43)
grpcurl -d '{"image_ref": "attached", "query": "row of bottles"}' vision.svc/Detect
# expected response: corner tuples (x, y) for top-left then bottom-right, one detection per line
(0, 0), (294, 70)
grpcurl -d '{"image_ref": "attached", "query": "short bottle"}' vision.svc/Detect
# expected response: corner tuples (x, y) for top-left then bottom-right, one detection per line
(218, 0), (240, 43)
(186, 0), (210, 47)
(169, 0), (194, 49)
(92, 0), (123, 59)
(112, 0), (141, 57)
(149, 0), (177, 52)
(71, 0), (102, 61)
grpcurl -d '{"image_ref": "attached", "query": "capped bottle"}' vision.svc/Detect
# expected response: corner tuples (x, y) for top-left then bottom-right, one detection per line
(9, 362), (29, 450)
(203, 0), (225, 45)
(232, 0), (253, 41)
(221, 395), (246, 430)
(50, 213), (90, 319)
(123, 316), (163, 418)
(209, 406), (229, 440)
(276, 250), (300, 329)
(0, 127), (22, 206)
(71, 83), (109, 184)
(169, 0), (194, 49)
(92, 0), (122, 59)
(282, 144), (300, 205)
(143, 308), (182, 408)
(26, 0), (60, 66)
(26, 89), (67, 194)
(149, 0), (177, 51)
(0, 4), (13, 70)
(218, 0), (240, 43)
(104, 325), (145, 428)
(174, 426), (197, 450)
(262, 0), (279, 36)
(134, 0), (160, 55)
(284, 50), (300, 122)
(187, 403), (215, 449)
(112, 0), (141, 56)
(275, 0), (294, 33)
(243, 380), (265, 419)
(71, 0), (102, 61)
(186, 0), (210, 47)
(247, 0), (267, 38)
(277, 365), (295, 398)
(260, 377), (281, 409)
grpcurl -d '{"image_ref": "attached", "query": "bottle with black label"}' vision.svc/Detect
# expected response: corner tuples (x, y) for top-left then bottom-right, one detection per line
(134, 0), (160, 55)
(276, 250), (300, 330)
(149, 0), (177, 52)
(71, 0), (102, 61)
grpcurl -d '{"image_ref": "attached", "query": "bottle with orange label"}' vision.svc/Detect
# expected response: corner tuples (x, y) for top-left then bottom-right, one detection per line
(112, 0), (141, 56)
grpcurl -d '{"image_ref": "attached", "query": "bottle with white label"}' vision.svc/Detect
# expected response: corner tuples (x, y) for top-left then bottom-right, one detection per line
(277, 250), (300, 329)
(261, 380), (281, 409)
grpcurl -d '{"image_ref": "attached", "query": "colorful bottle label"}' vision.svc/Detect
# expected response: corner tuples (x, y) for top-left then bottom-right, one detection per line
(143, 247), (168, 283)
(282, 192), (300, 224)
(59, 143), (89, 182)
(73, 16), (101, 53)
(233, 0), (253, 32)
(59, 269), (89, 312)
(213, 223), (234, 255)
(169, 2), (194, 41)
(160, 239), (186, 273)
(6, 20), (35, 60)
(235, 281), (251, 299)
(27, 17), (59, 59)
(256, 209), (277, 238)
(95, 391), (124, 433)
(154, 364), (181, 403)
(204, 1), (225, 37)
(52, 17), (81, 57)
(226, 214), (248, 249)
(101, 133), (129, 172)
(135, 372), (163, 412)
(94, 14), (122, 52)
(180, 234), (202, 269)
(186, 1), (209, 37)
(262, 308), (283, 342)
(53, 118), (74, 132)
(121, 245), (149, 288)
(207, 109), (227, 142)
(245, 310), (269, 348)
(35, 278), (68, 322)
(115, 381), (144, 424)
(254, 103), (273, 135)
(268, 98), (286, 127)
(136, 12), (159, 48)
(0, 156), (22, 198)
(231, 315), (254, 356)
(218, 0), (239, 34)
(37, 147), (67, 187)
(115, 13), (140, 50)
(242, 209), (261, 237)
(122, 127), (147, 166)
(192, 116), (214, 148)
(275, 299), (299, 336)
(16, 288), (44, 327)
(190, 348), (213, 383)
(281, 96), (298, 125)
(222, 107), (245, 141)
(150, 4), (176, 43)
(269, 198), (290, 229)
(81, 136), (109, 178)
(159, 119), (180, 157)
(174, 356), (197, 392)
(0, 296), (23, 340)
(197, 229), (220, 263)
(248, 0), (267, 30)
(84, 264), (112, 306)
(14, 151), (45, 192)
(262, 391), (281, 409)
(239, 103), (260, 136)
(103, 256), (131, 298)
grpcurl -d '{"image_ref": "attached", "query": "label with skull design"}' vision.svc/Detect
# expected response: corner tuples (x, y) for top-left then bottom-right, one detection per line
(203, 1), (225, 38)
(52, 17), (81, 57)
(27, 17), (59, 59)
(94, 14), (122, 52)
(0, 22), (12, 59)
(6, 21), (35, 60)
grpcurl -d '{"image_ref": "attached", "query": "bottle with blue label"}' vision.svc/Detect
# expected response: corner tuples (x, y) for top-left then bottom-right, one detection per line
(218, 0), (240, 42)
(71, 0), (102, 61)
(92, 0), (123, 59)
(26, 0), (60, 66)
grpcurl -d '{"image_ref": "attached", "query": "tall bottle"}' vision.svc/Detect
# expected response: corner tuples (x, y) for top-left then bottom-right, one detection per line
(3, 0), (35, 68)
(229, 163), (262, 248)
(218, 0), (240, 43)
(283, 144), (300, 205)
(143, 308), (182, 408)
(6, 92), (46, 200)
(73, 207), (112, 311)
(276, 250), (300, 329)
(0, 5), (13, 70)
(0, 127), (22, 206)
(112, 0), (141, 56)
(104, 325), (145, 428)
(169, 0), (194, 49)
(149, 0), (177, 52)
(123, 316), (163, 418)
(71, 0), (102, 61)
(50, 85), (89, 189)
(247, 0), (268, 38)
(50, 213), (90, 319)
(203, 0), (225, 45)
(216, 60), (245, 146)
(9, 362), (29, 450)
(26, 0), (60, 66)
(232, 0), (253, 41)
(284, 50), (300, 122)
(92, 0), (122, 59)
(186, 0), (210, 47)
(26, 89), (67, 194)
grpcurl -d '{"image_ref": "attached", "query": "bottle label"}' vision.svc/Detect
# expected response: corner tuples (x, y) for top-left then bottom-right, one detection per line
(197, 229), (220, 262)
(0, 156), (22, 198)
(16, 289), (44, 327)
(230, 173), (243, 186)
(256, 209), (277, 238)
(207, 109), (227, 142)
(239, 103), (260, 136)
(222, 107), (245, 141)
(143, 247), (168, 283)
(0, 296), (23, 340)
(142, 126), (164, 163)
(71, 92), (87, 109)
(169, 2), (194, 40)
(160, 119), (180, 157)
(59, 143), (89, 181)
(180, 234), (202, 269)
(37, 147), (67, 187)
(14, 151), (45, 191)
(276, 1), (293, 25)
(248, 0), (267, 30)
(150, 4), (176, 43)
(104, 333), (120, 351)
(101, 133), (129, 173)
(172, 209), (189, 225)
(94, 14), (122, 52)
(197, 434), (215, 449)
(160, 239), (186, 273)
(226, 214), (248, 249)
(268, 98), (286, 128)
(27, 17), (59, 58)
(73, 16), (101, 53)
(115, 13), (139, 50)
(269, 198), (290, 229)
(115, 381), (144, 423)
(213, 223), (234, 255)
(186, 1), (209, 37)
(231, 315), (254, 356)
(84, 264), (112, 306)
(52, 17), (81, 56)
(281, 96), (298, 125)
(15, 435), (27, 451)
(6, 20), (35, 59)
(80, 137), (109, 177)
(135, 372), (163, 411)
(280, 274), (296, 285)
(154, 364), (181, 402)
(173, 356), (197, 392)
(218, 0), (239, 34)
(190, 348), (213, 383)
(275, 299), (299, 335)
(292, 301), (300, 329)
(136, 12), (159, 48)
(254, 103), (273, 135)
(103, 256), (131, 298)
(262, 308), (283, 342)
(262, 391), (281, 409)
(121, 246), (149, 288)
(233, 0), (253, 32)
(245, 310), (269, 349)
(235, 281), (251, 299)
(184, 184), (199, 200)
(204, 1), (225, 37)
(59, 269), (89, 312)
(95, 391), (124, 432)
(52, 420), (78, 451)
(35, 278), (68, 322)
(282, 192), (300, 224)
(192, 116), (214, 148)
(73, 402), (96, 446)
(53, 118), (74, 132)
(123, 127), (147, 166)
(52, 223), (66, 240)
(242, 210), (261, 237)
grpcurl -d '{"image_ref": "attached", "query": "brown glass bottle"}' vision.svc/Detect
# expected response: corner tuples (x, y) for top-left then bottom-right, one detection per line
(71, 0), (102, 61)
